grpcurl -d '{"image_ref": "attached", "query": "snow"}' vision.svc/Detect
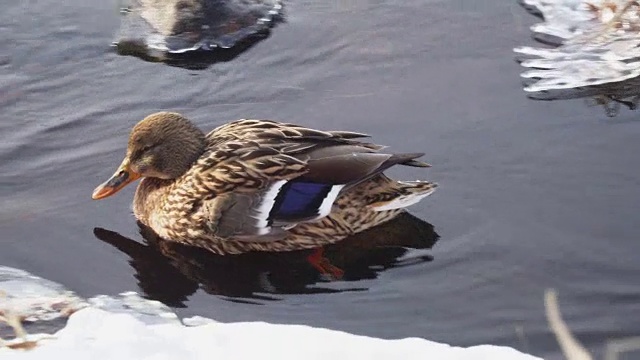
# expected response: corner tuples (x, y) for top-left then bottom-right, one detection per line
(3, 308), (541, 360)
(0, 266), (542, 360)
(5, 308), (536, 360)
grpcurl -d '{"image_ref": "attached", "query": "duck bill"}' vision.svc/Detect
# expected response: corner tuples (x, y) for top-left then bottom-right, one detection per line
(92, 158), (141, 200)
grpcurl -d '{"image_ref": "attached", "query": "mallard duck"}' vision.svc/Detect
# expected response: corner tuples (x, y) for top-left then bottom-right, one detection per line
(92, 112), (437, 256)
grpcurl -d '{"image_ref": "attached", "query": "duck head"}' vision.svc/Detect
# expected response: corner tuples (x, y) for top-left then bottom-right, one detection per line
(92, 112), (205, 200)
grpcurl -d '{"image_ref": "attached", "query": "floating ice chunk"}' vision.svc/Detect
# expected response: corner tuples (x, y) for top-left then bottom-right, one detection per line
(89, 292), (180, 326)
(515, 0), (640, 114)
(115, 0), (283, 55)
(0, 266), (87, 322)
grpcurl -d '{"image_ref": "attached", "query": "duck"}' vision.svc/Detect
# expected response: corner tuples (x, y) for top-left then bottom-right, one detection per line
(92, 112), (437, 257)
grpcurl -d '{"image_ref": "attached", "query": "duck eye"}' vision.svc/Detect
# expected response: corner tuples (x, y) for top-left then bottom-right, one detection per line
(141, 144), (153, 152)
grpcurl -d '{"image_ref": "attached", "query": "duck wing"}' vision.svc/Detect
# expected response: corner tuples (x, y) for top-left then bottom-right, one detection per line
(193, 120), (429, 241)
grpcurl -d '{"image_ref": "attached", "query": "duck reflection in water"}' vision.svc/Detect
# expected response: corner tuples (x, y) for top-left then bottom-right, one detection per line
(93, 212), (439, 306)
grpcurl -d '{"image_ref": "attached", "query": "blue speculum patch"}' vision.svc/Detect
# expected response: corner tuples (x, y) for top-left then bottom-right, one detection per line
(270, 181), (333, 221)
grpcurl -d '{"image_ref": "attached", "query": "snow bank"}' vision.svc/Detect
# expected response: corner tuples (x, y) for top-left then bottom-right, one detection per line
(3, 307), (543, 360)
(0, 266), (541, 360)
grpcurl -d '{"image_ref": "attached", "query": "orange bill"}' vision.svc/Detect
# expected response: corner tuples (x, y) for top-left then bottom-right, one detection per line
(92, 158), (141, 200)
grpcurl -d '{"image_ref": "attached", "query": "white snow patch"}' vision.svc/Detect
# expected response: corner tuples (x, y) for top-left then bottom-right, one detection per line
(0, 266), (541, 360)
(1, 307), (541, 360)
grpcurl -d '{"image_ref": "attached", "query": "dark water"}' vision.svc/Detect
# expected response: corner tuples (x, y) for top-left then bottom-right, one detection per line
(2, 1), (639, 359)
